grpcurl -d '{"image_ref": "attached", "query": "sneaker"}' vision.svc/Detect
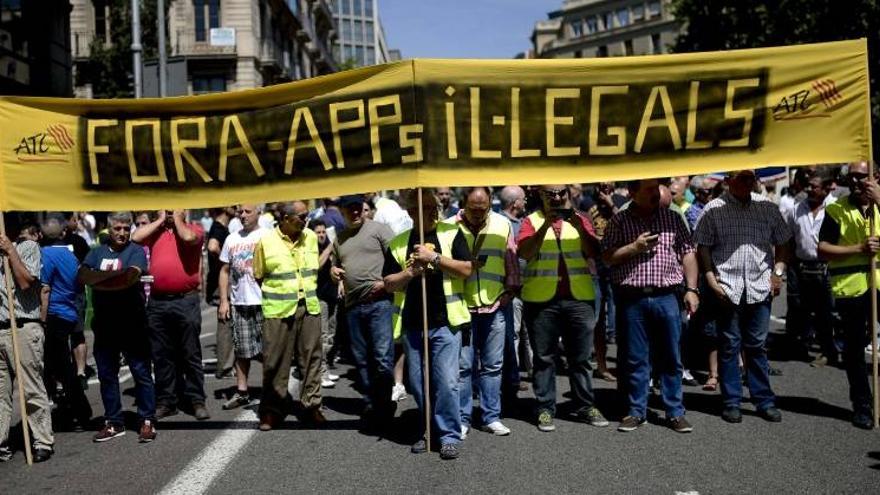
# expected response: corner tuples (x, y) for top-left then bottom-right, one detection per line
(138, 420), (157, 443)
(575, 406), (609, 427)
(461, 424), (469, 440)
(669, 416), (693, 433)
(682, 369), (698, 387)
(480, 421), (511, 436)
(391, 383), (408, 402)
(222, 392), (251, 410)
(327, 373), (340, 382)
(0, 446), (12, 462)
(617, 415), (646, 432)
(810, 355), (829, 368)
(537, 410), (556, 432)
(758, 406), (782, 423)
(721, 407), (742, 423)
(94, 423), (126, 443)
(852, 408), (873, 430)
(410, 438), (427, 454)
(156, 405), (178, 419)
(321, 376), (336, 388)
(439, 443), (460, 460)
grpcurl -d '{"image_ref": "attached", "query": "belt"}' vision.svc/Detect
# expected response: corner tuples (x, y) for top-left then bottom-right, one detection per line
(797, 259), (828, 276)
(0, 318), (42, 330)
(150, 290), (200, 301)
(614, 285), (679, 298)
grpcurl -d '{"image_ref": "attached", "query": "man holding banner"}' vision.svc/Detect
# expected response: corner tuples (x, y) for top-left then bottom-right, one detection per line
(383, 189), (473, 459)
(517, 185), (607, 432)
(817, 161), (878, 430)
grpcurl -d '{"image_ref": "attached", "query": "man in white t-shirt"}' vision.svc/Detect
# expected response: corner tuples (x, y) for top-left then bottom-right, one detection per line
(218, 204), (268, 409)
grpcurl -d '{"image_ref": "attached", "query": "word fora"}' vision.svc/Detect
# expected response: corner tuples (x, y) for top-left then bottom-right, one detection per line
(85, 93), (423, 185)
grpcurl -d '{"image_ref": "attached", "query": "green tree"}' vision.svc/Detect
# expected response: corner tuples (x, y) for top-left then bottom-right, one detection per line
(671, 0), (880, 160)
(77, 0), (168, 98)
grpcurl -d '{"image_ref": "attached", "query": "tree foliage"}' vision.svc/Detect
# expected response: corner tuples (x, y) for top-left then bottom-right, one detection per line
(671, 0), (880, 160)
(77, 0), (167, 98)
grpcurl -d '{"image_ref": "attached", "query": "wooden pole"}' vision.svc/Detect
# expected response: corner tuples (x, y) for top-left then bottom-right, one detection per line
(417, 188), (432, 451)
(871, 212), (879, 429)
(0, 212), (34, 465)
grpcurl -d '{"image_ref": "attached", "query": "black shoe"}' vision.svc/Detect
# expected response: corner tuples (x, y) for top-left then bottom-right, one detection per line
(410, 439), (427, 454)
(156, 405), (179, 419)
(439, 443), (460, 460)
(758, 406), (782, 423)
(768, 367), (784, 376)
(721, 408), (742, 423)
(852, 409), (873, 430)
(78, 374), (89, 391)
(33, 448), (53, 463)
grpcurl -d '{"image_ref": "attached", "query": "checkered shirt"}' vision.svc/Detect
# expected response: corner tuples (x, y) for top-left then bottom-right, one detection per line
(693, 192), (792, 304)
(602, 207), (695, 288)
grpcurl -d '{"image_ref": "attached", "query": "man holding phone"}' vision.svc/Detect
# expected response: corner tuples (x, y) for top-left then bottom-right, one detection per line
(445, 187), (520, 438)
(602, 179), (699, 433)
(517, 184), (606, 432)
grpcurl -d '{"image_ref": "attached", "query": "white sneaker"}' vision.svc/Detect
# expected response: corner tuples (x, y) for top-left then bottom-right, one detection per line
(321, 377), (335, 388)
(391, 383), (407, 402)
(461, 424), (469, 440)
(865, 345), (880, 356)
(682, 369), (695, 381)
(481, 421), (511, 436)
(327, 373), (340, 382)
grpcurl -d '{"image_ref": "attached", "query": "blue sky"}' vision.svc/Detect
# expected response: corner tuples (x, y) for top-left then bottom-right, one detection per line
(379, 0), (560, 59)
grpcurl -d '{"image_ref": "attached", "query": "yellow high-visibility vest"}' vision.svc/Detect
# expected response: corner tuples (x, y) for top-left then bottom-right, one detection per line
(259, 227), (320, 318)
(826, 196), (880, 299)
(443, 212), (510, 308)
(521, 211), (595, 303)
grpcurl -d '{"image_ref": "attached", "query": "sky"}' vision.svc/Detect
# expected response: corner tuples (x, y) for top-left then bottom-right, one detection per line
(379, 0), (561, 59)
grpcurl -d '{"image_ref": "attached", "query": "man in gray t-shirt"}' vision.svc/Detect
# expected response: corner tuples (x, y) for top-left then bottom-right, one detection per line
(331, 195), (396, 428)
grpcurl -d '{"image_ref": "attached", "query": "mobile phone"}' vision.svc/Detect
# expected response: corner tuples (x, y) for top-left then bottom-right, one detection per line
(477, 254), (489, 264)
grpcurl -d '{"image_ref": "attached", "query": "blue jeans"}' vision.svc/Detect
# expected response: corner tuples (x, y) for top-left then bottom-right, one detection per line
(404, 326), (462, 446)
(594, 266), (616, 339)
(524, 298), (596, 416)
(501, 302), (521, 391)
(93, 320), (156, 425)
(347, 299), (395, 416)
(716, 296), (776, 410)
(459, 310), (506, 426)
(615, 292), (684, 418)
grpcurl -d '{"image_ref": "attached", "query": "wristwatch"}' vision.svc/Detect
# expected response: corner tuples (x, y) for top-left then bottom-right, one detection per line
(685, 287), (700, 295)
(430, 253), (441, 270)
(773, 267), (784, 277)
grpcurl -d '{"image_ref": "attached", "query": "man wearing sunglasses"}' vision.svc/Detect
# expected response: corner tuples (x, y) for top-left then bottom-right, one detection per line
(693, 170), (791, 424)
(818, 161), (880, 430)
(516, 184), (607, 432)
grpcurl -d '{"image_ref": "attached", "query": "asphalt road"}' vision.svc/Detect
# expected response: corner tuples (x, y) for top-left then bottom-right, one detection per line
(2, 299), (879, 494)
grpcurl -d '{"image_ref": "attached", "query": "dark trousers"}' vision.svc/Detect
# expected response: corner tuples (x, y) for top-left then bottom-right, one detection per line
(836, 292), (875, 412)
(716, 296), (775, 410)
(93, 312), (155, 425)
(524, 298), (596, 416)
(147, 293), (206, 408)
(44, 315), (92, 423)
(260, 304), (323, 417)
(786, 262), (837, 359)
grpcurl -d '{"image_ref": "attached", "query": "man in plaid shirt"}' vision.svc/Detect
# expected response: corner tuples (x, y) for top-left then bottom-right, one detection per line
(602, 179), (700, 433)
(693, 170), (791, 424)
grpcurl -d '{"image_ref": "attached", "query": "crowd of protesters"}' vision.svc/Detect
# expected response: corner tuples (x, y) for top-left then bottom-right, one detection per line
(1, 162), (878, 462)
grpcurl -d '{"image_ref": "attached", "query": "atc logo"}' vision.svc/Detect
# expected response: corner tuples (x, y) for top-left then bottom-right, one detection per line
(13, 123), (75, 163)
(772, 78), (842, 121)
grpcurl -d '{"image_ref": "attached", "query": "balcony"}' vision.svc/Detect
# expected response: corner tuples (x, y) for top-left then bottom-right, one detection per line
(172, 29), (236, 58)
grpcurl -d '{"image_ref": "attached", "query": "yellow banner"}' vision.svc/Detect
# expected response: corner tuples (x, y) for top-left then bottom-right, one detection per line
(0, 39), (871, 211)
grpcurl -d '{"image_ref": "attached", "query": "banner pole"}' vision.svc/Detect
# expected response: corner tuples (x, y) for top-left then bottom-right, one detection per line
(417, 188), (432, 451)
(871, 212), (879, 429)
(0, 212), (34, 465)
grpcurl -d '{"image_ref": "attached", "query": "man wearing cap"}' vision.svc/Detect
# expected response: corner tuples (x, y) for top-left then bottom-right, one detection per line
(331, 194), (396, 430)
(693, 170), (791, 424)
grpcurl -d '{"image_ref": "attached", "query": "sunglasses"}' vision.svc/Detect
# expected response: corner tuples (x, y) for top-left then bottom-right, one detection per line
(541, 189), (568, 199)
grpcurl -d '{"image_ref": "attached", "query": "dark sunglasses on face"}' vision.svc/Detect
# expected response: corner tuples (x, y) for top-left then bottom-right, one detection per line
(542, 189), (568, 199)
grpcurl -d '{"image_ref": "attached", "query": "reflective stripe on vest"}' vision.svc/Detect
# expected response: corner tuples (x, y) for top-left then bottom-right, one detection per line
(389, 223), (472, 338)
(825, 197), (880, 299)
(443, 212), (510, 308)
(260, 228), (321, 318)
(521, 211), (595, 303)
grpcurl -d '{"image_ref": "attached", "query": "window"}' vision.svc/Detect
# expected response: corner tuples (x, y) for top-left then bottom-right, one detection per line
(624, 39), (633, 55)
(603, 11), (614, 30)
(353, 0), (361, 16)
(648, 1), (661, 18)
(354, 20), (363, 42)
(364, 0), (373, 16)
(365, 21), (374, 42)
(355, 45), (364, 65)
(616, 9), (630, 27)
(570, 20), (582, 38)
(632, 4), (645, 21)
(651, 33), (662, 54)
(93, 0), (107, 42)
(366, 46), (375, 64)
(585, 17), (598, 34)
(342, 19), (352, 41)
(194, 0), (220, 42)
(192, 75), (226, 94)
(342, 0), (350, 15)
(343, 44), (352, 62)
(597, 45), (608, 57)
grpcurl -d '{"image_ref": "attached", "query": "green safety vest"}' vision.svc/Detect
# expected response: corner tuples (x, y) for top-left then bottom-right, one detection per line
(389, 222), (471, 338)
(443, 212), (510, 308)
(259, 227), (321, 318)
(826, 196), (880, 299)
(521, 211), (595, 303)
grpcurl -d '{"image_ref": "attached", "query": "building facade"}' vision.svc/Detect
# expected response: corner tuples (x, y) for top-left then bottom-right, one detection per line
(329, 0), (390, 66)
(0, 0), (73, 97)
(532, 0), (682, 59)
(71, 0), (337, 98)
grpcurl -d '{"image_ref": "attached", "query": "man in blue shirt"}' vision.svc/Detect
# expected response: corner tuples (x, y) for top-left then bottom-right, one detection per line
(40, 217), (92, 431)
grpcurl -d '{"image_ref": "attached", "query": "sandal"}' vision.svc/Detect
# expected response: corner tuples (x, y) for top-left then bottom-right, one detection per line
(592, 369), (617, 382)
(702, 375), (718, 392)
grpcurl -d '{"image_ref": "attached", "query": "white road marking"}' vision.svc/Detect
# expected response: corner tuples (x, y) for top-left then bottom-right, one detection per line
(156, 409), (258, 495)
(675, 492), (700, 495)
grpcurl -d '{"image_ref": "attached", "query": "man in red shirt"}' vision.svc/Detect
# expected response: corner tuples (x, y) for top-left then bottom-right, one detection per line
(132, 210), (209, 420)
